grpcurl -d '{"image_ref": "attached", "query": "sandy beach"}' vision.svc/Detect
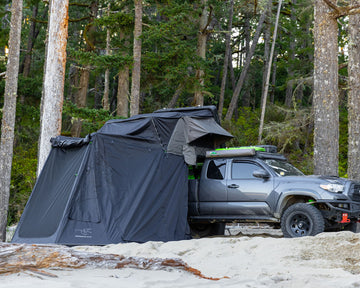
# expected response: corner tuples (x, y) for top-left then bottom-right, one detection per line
(2, 226), (360, 288)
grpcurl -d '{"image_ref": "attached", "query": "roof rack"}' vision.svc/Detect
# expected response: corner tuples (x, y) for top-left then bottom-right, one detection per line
(257, 145), (277, 153)
(206, 147), (257, 158)
(205, 145), (278, 158)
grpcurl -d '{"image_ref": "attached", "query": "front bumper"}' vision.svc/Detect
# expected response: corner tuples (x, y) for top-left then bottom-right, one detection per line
(316, 199), (360, 222)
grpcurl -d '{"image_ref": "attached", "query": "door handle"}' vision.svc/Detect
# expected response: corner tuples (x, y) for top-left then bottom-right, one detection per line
(227, 184), (239, 189)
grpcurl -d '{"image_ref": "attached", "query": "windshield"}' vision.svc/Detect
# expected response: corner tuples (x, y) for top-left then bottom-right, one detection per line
(264, 159), (304, 176)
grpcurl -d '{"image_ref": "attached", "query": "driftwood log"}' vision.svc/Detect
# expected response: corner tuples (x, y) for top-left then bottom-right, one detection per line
(0, 243), (227, 280)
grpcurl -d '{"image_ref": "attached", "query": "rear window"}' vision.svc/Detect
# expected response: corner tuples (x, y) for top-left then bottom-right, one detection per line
(207, 159), (226, 179)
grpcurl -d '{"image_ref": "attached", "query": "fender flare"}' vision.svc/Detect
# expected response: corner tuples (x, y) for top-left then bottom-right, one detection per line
(274, 190), (321, 217)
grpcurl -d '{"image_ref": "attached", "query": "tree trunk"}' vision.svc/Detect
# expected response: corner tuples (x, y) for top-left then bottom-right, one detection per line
(218, 0), (233, 120)
(0, 243), (223, 280)
(117, 30), (130, 118)
(194, 0), (208, 106)
(347, 1), (360, 180)
(21, 3), (38, 79)
(0, 0), (23, 242)
(261, 0), (271, 109)
(71, 66), (89, 137)
(258, 0), (282, 144)
(270, 50), (278, 103)
(20, 4), (48, 78)
(103, 68), (110, 110)
(37, 0), (69, 176)
(228, 52), (236, 90)
(67, 64), (79, 103)
(71, 1), (97, 137)
(285, 0), (297, 107)
(225, 11), (266, 121)
(313, 0), (339, 176)
(76, 67), (89, 108)
(117, 66), (129, 117)
(94, 75), (102, 109)
(102, 3), (110, 111)
(130, 0), (142, 116)
(168, 83), (184, 108)
(240, 13), (251, 107)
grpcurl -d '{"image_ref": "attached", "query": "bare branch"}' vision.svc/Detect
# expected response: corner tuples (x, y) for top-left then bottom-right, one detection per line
(348, 7), (360, 15)
(323, 0), (339, 12)
(339, 62), (348, 70)
(323, 0), (360, 18)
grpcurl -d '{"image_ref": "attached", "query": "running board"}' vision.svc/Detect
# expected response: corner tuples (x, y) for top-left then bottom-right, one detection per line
(188, 215), (280, 223)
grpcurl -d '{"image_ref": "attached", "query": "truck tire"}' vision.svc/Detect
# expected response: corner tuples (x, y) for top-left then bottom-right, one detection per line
(344, 222), (360, 233)
(281, 203), (325, 238)
(189, 223), (225, 238)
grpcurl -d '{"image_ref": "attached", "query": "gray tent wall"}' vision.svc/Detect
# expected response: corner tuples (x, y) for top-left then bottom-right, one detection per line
(12, 141), (91, 244)
(12, 106), (229, 245)
(59, 134), (189, 245)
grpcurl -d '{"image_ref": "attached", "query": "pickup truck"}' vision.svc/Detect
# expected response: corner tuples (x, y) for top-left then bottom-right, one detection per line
(188, 146), (360, 238)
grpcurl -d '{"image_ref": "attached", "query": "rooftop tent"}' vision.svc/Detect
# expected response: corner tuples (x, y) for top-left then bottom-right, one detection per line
(12, 106), (233, 245)
(167, 117), (233, 165)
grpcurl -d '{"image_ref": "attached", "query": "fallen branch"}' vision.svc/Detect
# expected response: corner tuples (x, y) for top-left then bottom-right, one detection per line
(0, 243), (228, 280)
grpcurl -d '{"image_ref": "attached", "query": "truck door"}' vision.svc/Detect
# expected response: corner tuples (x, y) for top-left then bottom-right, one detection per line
(198, 159), (228, 215)
(226, 160), (273, 215)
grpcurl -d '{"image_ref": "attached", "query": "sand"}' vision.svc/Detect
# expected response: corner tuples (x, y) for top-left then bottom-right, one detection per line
(2, 228), (360, 287)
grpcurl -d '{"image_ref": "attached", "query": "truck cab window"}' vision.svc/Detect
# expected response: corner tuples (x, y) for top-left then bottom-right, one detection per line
(207, 160), (226, 180)
(232, 162), (261, 179)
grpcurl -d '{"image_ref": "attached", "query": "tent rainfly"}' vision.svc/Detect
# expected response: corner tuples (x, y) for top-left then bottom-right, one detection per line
(12, 106), (233, 245)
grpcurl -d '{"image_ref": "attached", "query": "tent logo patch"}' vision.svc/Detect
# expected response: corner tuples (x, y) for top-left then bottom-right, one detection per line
(75, 228), (93, 238)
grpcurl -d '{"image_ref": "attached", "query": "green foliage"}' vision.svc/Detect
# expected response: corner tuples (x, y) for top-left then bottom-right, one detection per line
(262, 104), (314, 172)
(223, 107), (260, 147)
(67, 49), (132, 70)
(6, 103), (41, 225)
(62, 101), (120, 136)
(95, 11), (134, 32)
(15, 104), (40, 145)
(0, 0), (9, 48)
(263, 104), (312, 152)
(9, 145), (37, 225)
(139, 1), (205, 105)
(17, 75), (43, 104)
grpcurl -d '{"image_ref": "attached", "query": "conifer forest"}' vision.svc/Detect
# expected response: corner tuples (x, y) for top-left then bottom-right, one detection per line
(0, 0), (359, 227)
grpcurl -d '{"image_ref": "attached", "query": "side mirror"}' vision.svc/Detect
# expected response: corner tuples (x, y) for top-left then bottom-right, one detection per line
(253, 169), (270, 179)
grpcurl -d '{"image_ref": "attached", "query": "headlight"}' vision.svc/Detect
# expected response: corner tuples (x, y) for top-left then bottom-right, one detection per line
(320, 183), (344, 193)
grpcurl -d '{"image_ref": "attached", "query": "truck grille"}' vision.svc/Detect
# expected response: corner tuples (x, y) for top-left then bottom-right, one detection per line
(350, 184), (360, 202)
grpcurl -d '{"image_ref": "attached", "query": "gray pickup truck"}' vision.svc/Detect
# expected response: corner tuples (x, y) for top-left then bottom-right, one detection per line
(188, 146), (360, 238)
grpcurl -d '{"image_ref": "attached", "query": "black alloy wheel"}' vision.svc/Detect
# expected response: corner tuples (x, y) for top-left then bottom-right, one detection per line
(281, 203), (325, 238)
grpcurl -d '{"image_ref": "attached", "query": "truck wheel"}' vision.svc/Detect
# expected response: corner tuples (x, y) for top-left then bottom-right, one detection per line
(281, 203), (325, 238)
(189, 223), (225, 238)
(190, 223), (212, 238)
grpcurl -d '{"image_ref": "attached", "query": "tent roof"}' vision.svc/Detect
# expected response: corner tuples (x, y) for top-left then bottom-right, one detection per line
(99, 105), (219, 135)
(167, 117), (233, 156)
(153, 106), (220, 123)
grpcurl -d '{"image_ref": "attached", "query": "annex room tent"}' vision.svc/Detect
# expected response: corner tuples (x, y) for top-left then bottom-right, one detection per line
(12, 106), (232, 245)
